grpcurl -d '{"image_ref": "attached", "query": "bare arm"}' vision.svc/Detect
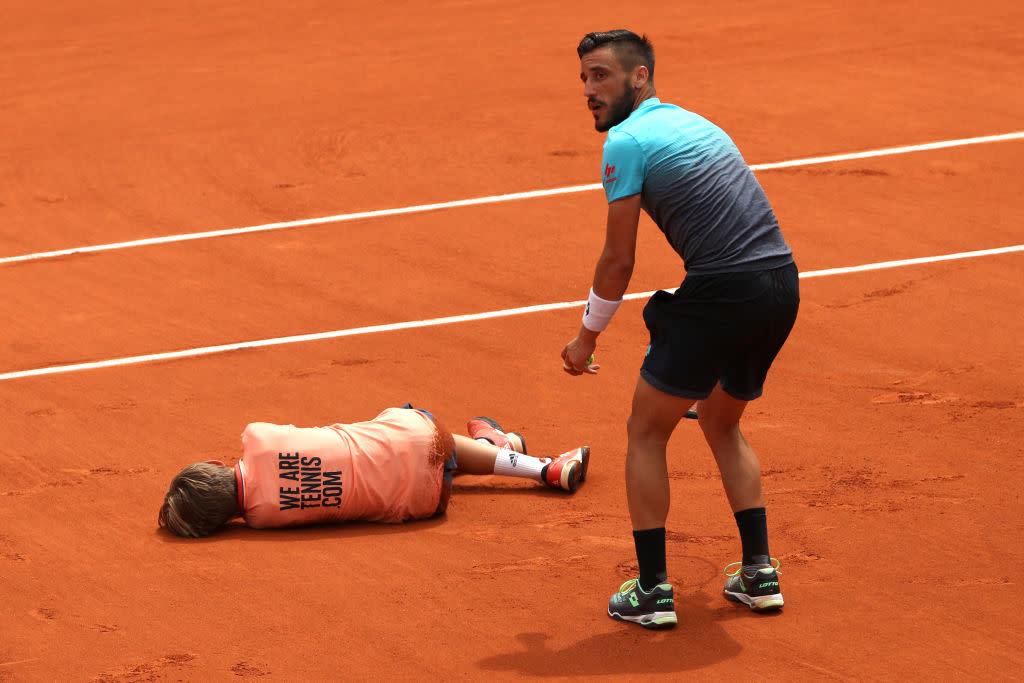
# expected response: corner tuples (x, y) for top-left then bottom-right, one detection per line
(561, 194), (642, 374)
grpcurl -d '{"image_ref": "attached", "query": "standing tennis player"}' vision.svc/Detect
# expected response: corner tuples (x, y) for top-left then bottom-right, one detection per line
(561, 30), (799, 629)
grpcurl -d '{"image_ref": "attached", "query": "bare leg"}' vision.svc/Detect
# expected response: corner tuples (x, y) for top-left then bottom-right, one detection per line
(697, 383), (764, 512)
(451, 435), (551, 475)
(625, 378), (696, 530)
(451, 435), (500, 475)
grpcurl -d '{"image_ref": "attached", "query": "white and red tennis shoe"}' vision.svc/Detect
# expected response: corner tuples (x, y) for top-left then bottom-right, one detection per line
(541, 447), (590, 492)
(467, 416), (526, 453)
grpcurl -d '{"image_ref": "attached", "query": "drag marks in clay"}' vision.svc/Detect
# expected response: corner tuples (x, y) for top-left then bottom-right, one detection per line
(471, 554), (588, 575)
(824, 278), (921, 309)
(0, 534), (26, 562)
(790, 465), (970, 512)
(2, 467), (150, 498)
(230, 661), (270, 677)
(93, 653), (195, 682)
(873, 366), (1022, 413)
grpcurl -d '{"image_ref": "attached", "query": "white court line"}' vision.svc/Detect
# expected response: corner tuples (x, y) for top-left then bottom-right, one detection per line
(2, 131), (1023, 266)
(1, 244), (1021, 382)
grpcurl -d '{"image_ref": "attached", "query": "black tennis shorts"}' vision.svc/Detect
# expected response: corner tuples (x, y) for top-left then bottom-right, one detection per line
(640, 262), (799, 401)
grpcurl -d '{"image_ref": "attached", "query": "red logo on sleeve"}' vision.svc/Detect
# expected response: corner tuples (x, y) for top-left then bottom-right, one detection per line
(604, 164), (617, 183)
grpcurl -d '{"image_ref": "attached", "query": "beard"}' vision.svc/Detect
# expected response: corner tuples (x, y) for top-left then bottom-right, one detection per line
(594, 78), (636, 132)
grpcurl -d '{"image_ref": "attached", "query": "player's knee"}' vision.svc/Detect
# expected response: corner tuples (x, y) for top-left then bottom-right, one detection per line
(697, 410), (741, 442)
(626, 410), (646, 438)
(627, 409), (673, 446)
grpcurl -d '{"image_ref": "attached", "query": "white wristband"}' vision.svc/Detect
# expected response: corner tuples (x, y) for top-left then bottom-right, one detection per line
(582, 287), (622, 332)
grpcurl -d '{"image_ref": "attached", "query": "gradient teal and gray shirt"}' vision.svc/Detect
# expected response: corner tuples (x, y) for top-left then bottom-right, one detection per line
(601, 97), (793, 274)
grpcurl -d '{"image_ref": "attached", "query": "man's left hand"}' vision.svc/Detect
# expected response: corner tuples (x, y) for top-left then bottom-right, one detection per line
(561, 336), (600, 375)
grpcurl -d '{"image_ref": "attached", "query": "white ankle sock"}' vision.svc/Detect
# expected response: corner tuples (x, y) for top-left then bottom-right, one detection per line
(492, 448), (548, 481)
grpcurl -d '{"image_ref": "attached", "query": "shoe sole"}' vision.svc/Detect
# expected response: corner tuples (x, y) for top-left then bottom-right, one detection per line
(563, 447), (590, 492)
(608, 608), (678, 629)
(470, 417), (526, 453)
(508, 431), (526, 454)
(724, 591), (784, 611)
(468, 417), (524, 454)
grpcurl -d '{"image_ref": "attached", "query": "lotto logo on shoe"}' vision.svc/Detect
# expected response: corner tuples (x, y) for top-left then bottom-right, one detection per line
(628, 593), (639, 607)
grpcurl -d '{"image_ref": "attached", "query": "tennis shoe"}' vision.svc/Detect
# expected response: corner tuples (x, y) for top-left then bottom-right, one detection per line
(540, 446), (589, 492)
(467, 417), (526, 453)
(723, 558), (784, 611)
(607, 578), (677, 629)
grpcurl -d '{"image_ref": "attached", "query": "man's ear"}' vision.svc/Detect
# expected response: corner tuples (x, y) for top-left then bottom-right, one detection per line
(633, 65), (649, 87)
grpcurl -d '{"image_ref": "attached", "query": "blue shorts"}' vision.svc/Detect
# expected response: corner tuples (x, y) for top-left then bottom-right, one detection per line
(640, 262), (799, 401)
(401, 403), (458, 485)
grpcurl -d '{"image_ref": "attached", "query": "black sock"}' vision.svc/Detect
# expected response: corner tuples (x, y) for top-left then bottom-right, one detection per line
(633, 527), (667, 591)
(734, 507), (770, 567)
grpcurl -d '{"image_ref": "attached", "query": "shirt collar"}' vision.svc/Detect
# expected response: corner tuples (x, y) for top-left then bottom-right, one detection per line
(234, 461), (246, 511)
(635, 97), (660, 113)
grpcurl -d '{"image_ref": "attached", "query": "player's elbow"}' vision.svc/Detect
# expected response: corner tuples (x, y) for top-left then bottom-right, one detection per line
(605, 257), (635, 284)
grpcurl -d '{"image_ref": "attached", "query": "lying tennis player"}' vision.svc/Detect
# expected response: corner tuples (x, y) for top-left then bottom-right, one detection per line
(159, 405), (590, 537)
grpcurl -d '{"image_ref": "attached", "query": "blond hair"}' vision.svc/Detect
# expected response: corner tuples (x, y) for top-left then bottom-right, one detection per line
(158, 463), (239, 537)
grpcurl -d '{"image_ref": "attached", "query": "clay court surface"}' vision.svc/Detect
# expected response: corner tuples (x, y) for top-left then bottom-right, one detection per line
(2, 1), (1023, 680)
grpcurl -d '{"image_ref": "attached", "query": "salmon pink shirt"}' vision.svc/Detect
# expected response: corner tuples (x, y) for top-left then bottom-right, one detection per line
(234, 407), (443, 527)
